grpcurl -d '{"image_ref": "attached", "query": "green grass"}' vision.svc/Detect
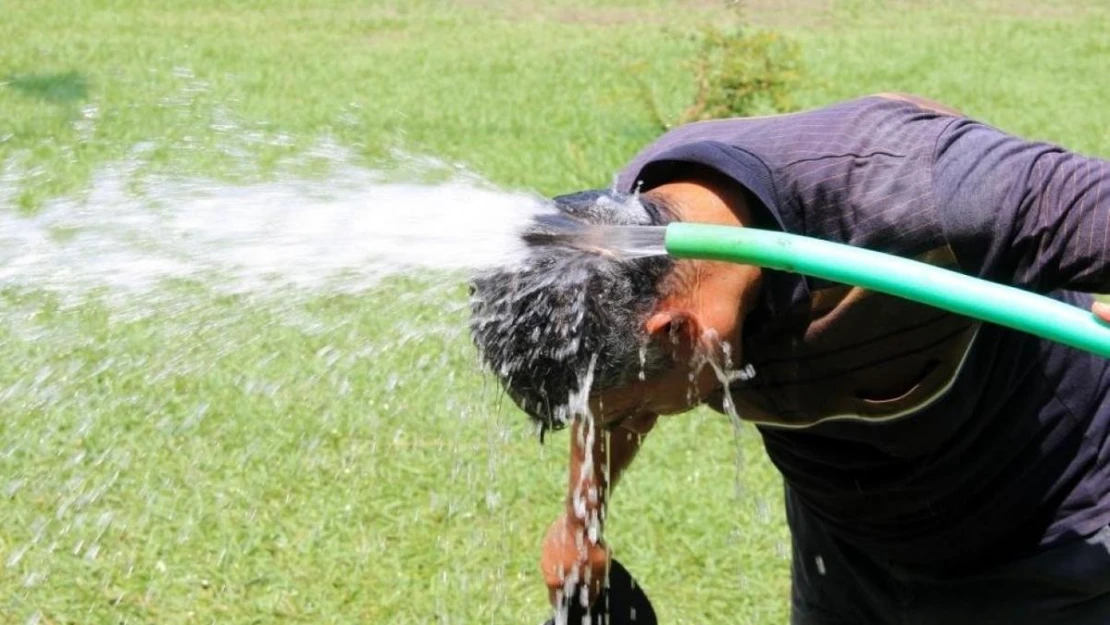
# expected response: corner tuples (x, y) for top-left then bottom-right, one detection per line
(3, 0), (1110, 623)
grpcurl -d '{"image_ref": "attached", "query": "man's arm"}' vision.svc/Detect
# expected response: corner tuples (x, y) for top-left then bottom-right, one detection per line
(934, 119), (1110, 294)
(541, 413), (657, 606)
(566, 414), (656, 536)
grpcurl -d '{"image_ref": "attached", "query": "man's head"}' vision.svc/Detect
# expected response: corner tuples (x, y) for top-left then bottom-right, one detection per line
(469, 175), (761, 434)
(468, 190), (675, 432)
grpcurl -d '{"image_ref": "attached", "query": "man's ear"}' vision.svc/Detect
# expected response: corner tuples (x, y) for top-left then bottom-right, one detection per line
(645, 309), (704, 360)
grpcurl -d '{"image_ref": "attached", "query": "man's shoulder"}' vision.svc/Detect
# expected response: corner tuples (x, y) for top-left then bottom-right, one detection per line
(616, 93), (963, 193)
(645, 93), (960, 143)
(659, 94), (964, 143)
(867, 92), (965, 117)
(700, 92), (963, 121)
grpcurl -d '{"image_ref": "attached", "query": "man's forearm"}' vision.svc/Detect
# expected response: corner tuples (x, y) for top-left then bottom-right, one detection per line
(564, 415), (656, 538)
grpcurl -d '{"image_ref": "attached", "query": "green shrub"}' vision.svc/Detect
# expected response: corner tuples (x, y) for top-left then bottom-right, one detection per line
(680, 27), (804, 123)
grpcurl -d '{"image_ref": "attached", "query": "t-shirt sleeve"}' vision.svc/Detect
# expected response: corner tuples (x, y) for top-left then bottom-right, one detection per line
(935, 118), (1110, 293)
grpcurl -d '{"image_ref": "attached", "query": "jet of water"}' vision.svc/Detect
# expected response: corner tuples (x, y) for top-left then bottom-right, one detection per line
(522, 219), (668, 260)
(0, 159), (555, 298)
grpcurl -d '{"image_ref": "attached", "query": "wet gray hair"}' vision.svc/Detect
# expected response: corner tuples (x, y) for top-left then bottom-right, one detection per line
(469, 189), (676, 436)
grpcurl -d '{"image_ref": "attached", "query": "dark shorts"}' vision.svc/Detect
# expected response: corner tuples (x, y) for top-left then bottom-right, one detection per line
(788, 490), (1110, 625)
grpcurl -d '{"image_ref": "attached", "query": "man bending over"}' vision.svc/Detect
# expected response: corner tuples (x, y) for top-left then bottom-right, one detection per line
(470, 93), (1110, 625)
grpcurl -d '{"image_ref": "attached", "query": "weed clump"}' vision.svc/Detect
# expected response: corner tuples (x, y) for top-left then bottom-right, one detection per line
(680, 27), (804, 123)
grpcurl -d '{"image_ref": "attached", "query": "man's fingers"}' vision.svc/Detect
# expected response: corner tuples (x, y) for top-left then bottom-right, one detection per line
(1093, 301), (1110, 324)
(540, 513), (610, 609)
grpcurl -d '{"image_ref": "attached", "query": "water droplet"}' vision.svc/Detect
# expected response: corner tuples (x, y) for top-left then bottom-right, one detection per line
(775, 541), (789, 560)
(22, 571), (45, 588)
(4, 478), (26, 499)
(756, 498), (771, 523)
(6, 544), (29, 568)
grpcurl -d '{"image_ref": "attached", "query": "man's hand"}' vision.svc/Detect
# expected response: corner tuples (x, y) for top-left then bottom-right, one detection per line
(1093, 301), (1110, 325)
(541, 513), (610, 609)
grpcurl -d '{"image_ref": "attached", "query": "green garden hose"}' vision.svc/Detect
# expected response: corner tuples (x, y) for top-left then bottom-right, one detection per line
(664, 223), (1110, 359)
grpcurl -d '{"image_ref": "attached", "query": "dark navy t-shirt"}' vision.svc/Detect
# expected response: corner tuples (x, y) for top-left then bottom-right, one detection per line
(616, 94), (1110, 572)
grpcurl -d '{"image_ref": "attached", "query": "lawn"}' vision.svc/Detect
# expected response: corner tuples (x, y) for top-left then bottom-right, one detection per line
(2, 1), (1110, 623)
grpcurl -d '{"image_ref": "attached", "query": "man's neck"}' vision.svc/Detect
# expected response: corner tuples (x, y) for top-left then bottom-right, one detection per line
(643, 170), (754, 227)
